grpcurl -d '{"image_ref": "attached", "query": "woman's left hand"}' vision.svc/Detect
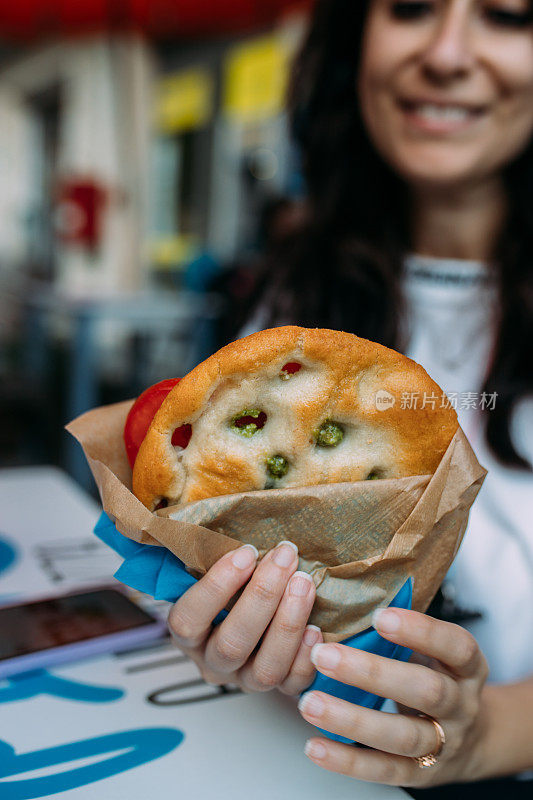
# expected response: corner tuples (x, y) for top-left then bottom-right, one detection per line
(298, 607), (490, 788)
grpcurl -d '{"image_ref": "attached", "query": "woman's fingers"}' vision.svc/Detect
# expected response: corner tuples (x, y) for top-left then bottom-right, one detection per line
(304, 737), (424, 787)
(278, 625), (323, 696)
(372, 608), (487, 680)
(204, 541), (299, 674)
(310, 644), (460, 718)
(299, 691), (440, 757)
(167, 544), (258, 650)
(239, 571), (316, 692)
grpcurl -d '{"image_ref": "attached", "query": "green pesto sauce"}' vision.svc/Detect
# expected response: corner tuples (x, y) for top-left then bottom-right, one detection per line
(230, 408), (263, 437)
(266, 455), (289, 478)
(366, 469), (384, 480)
(315, 420), (344, 447)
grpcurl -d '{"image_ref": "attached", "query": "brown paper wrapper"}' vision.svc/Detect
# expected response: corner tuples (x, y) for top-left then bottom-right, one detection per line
(67, 400), (486, 642)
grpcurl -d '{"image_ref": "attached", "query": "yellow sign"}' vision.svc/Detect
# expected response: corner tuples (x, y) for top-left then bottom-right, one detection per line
(156, 68), (213, 133)
(224, 35), (289, 124)
(149, 234), (199, 269)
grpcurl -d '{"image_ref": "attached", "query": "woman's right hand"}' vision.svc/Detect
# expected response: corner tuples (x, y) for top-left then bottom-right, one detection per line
(167, 541), (322, 695)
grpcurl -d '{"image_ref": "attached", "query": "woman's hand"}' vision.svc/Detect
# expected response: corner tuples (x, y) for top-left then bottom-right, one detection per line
(167, 541), (322, 695)
(298, 608), (490, 788)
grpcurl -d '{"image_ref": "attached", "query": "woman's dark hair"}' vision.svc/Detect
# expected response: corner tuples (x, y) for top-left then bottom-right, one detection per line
(231, 0), (533, 469)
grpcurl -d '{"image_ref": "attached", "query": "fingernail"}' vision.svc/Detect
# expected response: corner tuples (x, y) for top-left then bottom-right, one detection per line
(273, 540), (298, 567)
(232, 544), (258, 569)
(310, 643), (341, 670)
(305, 739), (327, 760)
(372, 607), (400, 633)
(298, 691), (324, 717)
(303, 625), (321, 647)
(289, 571), (313, 597)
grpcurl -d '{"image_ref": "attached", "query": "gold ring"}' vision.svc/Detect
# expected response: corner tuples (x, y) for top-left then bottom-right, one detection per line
(413, 715), (446, 769)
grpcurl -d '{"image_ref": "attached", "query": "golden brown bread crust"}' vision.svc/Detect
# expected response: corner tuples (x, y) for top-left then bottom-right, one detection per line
(132, 327), (458, 510)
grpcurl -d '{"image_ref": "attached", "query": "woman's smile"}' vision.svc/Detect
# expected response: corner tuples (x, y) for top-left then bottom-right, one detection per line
(397, 96), (488, 134)
(359, 0), (533, 187)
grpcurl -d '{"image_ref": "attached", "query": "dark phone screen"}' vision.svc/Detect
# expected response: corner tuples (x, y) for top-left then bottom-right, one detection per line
(0, 589), (157, 660)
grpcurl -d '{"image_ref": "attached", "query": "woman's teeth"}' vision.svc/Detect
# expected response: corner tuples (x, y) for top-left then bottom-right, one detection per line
(413, 104), (473, 122)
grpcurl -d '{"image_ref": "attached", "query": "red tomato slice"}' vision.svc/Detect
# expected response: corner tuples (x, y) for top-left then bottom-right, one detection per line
(124, 378), (181, 469)
(281, 361), (301, 374)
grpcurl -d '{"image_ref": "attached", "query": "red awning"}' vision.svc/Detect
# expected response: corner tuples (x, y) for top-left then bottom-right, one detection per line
(0, 0), (312, 40)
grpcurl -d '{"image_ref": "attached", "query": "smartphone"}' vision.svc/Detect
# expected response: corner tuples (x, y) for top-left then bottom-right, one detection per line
(0, 587), (168, 679)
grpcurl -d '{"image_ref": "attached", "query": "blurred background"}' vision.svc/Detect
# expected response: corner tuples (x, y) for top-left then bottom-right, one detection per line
(0, 0), (312, 491)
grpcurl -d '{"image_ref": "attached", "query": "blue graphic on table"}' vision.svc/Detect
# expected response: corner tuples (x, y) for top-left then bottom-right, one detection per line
(0, 670), (124, 705)
(0, 728), (184, 799)
(0, 534), (18, 577)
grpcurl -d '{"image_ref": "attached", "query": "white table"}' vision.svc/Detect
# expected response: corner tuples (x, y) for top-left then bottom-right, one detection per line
(0, 466), (408, 799)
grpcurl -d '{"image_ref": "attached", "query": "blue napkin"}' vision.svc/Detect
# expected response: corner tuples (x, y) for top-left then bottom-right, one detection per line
(303, 581), (412, 743)
(95, 511), (412, 742)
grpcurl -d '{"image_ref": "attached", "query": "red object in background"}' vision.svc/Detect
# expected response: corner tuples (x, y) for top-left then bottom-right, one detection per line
(54, 178), (106, 250)
(0, 0), (312, 39)
(124, 378), (193, 469)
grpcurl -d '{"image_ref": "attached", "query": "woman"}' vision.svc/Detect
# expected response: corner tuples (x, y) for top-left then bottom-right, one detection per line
(168, 0), (533, 792)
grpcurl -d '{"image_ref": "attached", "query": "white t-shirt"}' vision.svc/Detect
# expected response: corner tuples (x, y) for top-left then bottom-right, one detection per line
(404, 254), (533, 684)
